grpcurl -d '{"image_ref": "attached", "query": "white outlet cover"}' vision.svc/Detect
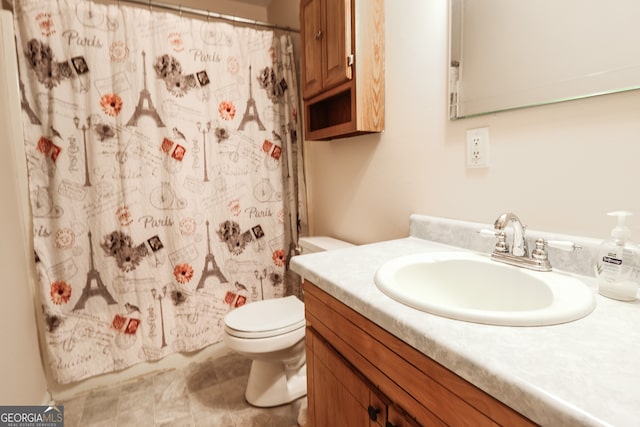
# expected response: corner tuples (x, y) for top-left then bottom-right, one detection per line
(466, 127), (490, 168)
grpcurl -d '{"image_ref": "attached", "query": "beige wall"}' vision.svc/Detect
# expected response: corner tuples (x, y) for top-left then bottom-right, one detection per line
(0, 11), (48, 405)
(305, 0), (640, 244)
(267, 0), (301, 75)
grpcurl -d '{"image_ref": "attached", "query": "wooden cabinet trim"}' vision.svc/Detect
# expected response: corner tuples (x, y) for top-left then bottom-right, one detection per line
(304, 330), (316, 424)
(353, 0), (384, 132)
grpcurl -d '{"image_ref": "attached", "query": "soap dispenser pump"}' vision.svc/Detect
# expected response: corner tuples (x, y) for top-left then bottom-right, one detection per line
(596, 211), (640, 301)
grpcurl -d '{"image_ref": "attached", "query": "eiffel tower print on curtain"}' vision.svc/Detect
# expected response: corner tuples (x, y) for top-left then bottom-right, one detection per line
(238, 65), (266, 131)
(196, 220), (228, 290)
(127, 51), (165, 127)
(73, 231), (118, 311)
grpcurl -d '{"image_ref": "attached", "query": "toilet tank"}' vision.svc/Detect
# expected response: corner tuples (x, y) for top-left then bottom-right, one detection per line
(298, 236), (354, 254)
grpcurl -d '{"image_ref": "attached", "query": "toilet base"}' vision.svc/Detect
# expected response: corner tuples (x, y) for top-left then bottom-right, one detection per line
(245, 359), (307, 407)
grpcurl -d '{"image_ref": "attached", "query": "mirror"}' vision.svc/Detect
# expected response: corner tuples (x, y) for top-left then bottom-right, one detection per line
(449, 0), (640, 119)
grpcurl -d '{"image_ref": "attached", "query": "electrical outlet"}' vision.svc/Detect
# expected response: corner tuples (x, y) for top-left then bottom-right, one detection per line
(466, 127), (490, 168)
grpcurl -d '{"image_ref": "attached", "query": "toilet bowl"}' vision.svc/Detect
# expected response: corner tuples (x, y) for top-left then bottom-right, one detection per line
(223, 295), (307, 407)
(223, 236), (354, 408)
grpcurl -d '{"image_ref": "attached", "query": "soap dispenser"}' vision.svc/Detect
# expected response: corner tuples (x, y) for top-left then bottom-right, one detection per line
(596, 211), (640, 301)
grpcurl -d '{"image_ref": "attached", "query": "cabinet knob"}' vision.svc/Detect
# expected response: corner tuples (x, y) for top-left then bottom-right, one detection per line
(367, 405), (380, 421)
(314, 30), (323, 40)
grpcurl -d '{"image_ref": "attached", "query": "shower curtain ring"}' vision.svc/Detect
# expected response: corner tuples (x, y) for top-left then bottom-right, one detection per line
(148, 0), (152, 12)
(178, 5), (182, 18)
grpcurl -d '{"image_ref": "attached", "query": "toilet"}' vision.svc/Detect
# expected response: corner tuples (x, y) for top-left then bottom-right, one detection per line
(222, 236), (353, 407)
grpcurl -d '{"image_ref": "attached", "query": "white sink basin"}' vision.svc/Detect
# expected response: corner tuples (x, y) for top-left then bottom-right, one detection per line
(374, 251), (596, 326)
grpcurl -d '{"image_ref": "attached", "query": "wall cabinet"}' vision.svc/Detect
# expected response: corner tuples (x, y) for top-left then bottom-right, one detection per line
(300, 0), (384, 140)
(303, 281), (537, 426)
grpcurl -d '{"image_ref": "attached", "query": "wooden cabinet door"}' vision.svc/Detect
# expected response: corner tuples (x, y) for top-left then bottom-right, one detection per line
(386, 404), (421, 427)
(301, 0), (352, 99)
(369, 389), (389, 427)
(307, 329), (384, 427)
(322, 0), (353, 90)
(300, 0), (323, 98)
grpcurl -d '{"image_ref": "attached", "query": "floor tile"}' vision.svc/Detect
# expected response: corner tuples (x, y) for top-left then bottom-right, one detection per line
(117, 407), (155, 427)
(59, 351), (303, 427)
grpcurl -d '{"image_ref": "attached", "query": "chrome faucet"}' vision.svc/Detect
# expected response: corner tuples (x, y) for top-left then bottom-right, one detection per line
(480, 212), (581, 272)
(494, 212), (527, 257)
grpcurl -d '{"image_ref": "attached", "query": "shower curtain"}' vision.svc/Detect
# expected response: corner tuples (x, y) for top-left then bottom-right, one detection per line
(12, 0), (307, 384)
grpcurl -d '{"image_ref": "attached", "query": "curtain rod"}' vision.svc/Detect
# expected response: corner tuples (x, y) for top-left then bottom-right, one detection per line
(115, 0), (300, 33)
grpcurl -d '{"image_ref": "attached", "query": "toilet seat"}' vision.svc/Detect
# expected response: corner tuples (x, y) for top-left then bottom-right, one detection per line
(224, 295), (305, 339)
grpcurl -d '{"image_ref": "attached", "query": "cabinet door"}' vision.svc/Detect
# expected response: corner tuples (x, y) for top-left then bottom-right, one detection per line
(369, 390), (389, 427)
(308, 329), (384, 427)
(322, 0), (353, 89)
(386, 405), (421, 427)
(301, 0), (323, 98)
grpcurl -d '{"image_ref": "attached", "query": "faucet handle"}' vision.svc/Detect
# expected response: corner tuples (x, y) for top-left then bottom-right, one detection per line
(477, 228), (499, 238)
(478, 229), (509, 253)
(531, 239), (549, 261)
(545, 240), (582, 252)
(531, 238), (581, 269)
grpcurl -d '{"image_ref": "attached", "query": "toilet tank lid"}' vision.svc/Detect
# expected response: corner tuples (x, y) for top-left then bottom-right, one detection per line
(224, 295), (304, 333)
(298, 236), (354, 253)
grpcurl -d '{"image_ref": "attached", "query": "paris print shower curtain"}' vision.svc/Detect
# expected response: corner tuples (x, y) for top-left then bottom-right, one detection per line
(12, 0), (307, 383)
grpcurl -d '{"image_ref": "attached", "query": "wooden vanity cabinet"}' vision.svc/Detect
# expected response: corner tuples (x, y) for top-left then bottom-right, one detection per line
(300, 0), (384, 140)
(303, 281), (537, 427)
(306, 329), (387, 426)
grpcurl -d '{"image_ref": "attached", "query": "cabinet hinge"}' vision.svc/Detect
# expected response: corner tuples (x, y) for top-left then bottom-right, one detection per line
(348, 53), (354, 66)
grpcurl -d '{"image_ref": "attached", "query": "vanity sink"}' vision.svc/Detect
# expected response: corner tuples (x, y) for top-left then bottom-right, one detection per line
(374, 251), (596, 326)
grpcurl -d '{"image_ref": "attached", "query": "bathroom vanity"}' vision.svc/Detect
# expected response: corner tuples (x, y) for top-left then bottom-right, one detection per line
(290, 215), (640, 426)
(304, 281), (535, 426)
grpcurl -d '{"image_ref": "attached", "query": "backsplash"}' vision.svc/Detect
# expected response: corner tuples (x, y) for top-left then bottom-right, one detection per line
(409, 214), (602, 278)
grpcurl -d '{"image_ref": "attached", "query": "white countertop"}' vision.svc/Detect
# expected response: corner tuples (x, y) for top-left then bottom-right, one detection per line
(291, 236), (640, 427)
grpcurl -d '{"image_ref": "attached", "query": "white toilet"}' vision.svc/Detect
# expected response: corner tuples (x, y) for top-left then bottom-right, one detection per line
(222, 236), (353, 407)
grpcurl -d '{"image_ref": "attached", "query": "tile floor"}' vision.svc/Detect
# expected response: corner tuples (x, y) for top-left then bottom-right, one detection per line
(60, 352), (305, 427)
